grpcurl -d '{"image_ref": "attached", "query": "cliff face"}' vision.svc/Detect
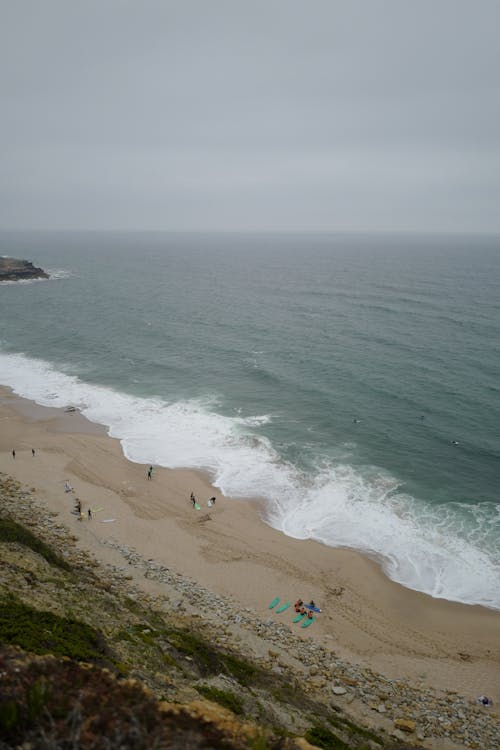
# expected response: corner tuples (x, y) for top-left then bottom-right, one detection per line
(0, 257), (49, 281)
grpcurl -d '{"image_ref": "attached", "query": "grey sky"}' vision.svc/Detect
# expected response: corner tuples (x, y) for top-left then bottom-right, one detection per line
(1, 0), (499, 232)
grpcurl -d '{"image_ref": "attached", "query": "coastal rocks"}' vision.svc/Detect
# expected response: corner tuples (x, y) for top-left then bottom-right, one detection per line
(332, 686), (348, 695)
(0, 257), (48, 281)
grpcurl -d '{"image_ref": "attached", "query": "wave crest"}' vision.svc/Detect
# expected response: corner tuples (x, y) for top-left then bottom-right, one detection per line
(0, 350), (498, 610)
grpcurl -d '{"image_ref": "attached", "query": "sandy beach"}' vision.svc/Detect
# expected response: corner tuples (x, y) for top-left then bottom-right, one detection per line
(1, 385), (499, 708)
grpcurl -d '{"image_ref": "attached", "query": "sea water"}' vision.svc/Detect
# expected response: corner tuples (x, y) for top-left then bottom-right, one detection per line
(1, 231), (499, 609)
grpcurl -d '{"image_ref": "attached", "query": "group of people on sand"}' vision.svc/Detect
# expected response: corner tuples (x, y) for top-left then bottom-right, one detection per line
(294, 598), (316, 620)
(66, 484), (92, 520)
(190, 492), (216, 508)
(73, 496), (92, 520)
(12, 448), (36, 458)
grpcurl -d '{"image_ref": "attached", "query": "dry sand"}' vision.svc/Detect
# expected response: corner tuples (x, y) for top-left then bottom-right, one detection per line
(1, 386), (499, 705)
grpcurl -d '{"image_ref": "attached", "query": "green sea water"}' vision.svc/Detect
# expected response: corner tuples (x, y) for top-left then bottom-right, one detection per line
(1, 230), (499, 608)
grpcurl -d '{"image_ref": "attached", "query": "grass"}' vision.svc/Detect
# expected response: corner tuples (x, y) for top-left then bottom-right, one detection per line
(0, 596), (107, 662)
(326, 711), (384, 745)
(305, 724), (350, 749)
(166, 628), (257, 686)
(0, 517), (71, 571)
(197, 685), (245, 715)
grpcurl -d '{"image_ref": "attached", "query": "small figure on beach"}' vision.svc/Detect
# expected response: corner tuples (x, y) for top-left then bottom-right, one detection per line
(477, 695), (493, 706)
(309, 600), (316, 608)
(207, 496), (216, 507)
(190, 492), (196, 507)
(147, 466), (153, 480)
(64, 481), (73, 493)
(307, 610), (314, 620)
(12, 449), (15, 459)
(294, 598), (303, 612)
(88, 508), (92, 520)
(32, 448), (35, 457)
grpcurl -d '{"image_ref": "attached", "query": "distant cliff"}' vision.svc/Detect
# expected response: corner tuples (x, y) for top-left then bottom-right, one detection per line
(0, 257), (49, 281)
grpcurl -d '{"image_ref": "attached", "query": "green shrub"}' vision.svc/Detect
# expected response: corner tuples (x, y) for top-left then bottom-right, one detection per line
(0, 701), (18, 732)
(167, 628), (257, 685)
(197, 685), (245, 715)
(0, 597), (107, 661)
(305, 724), (349, 749)
(0, 518), (71, 571)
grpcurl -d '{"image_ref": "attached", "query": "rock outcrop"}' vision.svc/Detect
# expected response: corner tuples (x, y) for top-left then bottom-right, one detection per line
(0, 256), (49, 281)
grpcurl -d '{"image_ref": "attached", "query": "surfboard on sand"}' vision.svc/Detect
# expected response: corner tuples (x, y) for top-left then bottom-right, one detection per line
(194, 502), (201, 510)
(293, 612), (306, 623)
(276, 602), (291, 613)
(304, 604), (322, 613)
(268, 597), (280, 609)
(302, 616), (315, 628)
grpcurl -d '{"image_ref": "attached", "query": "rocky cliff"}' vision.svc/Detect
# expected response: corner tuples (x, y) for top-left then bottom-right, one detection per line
(0, 257), (49, 281)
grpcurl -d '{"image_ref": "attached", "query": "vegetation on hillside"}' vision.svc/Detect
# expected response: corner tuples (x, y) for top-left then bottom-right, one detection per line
(0, 478), (421, 749)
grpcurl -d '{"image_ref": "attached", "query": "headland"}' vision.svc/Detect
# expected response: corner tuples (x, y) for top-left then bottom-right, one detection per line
(0, 256), (49, 281)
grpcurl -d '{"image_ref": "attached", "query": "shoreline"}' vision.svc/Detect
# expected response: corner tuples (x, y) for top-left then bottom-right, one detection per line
(1, 385), (499, 706)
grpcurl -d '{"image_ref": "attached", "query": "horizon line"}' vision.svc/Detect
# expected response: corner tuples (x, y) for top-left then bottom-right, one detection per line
(1, 227), (500, 238)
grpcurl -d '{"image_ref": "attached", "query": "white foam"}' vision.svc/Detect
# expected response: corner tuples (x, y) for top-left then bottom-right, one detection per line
(1, 350), (499, 610)
(0, 268), (71, 285)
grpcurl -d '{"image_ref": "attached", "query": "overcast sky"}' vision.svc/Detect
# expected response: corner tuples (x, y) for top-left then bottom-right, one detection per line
(1, 1), (499, 232)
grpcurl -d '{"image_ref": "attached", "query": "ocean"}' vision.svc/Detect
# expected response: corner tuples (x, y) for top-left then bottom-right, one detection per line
(1, 230), (499, 609)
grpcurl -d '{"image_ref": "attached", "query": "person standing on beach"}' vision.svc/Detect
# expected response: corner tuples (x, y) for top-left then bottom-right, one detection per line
(147, 466), (153, 480)
(88, 508), (92, 520)
(190, 492), (196, 507)
(12, 449), (15, 459)
(32, 448), (35, 457)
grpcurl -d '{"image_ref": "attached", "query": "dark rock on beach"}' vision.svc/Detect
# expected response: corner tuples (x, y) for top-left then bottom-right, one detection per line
(0, 256), (49, 281)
